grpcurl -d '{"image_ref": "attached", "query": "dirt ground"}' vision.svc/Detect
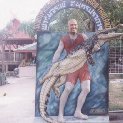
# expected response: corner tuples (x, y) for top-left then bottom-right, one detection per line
(109, 81), (123, 111)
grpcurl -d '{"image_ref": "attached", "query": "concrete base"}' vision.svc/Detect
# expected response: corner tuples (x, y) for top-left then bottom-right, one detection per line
(42, 116), (109, 123)
(109, 111), (123, 121)
(0, 116), (109, 123)
(64, 116), (109, 123)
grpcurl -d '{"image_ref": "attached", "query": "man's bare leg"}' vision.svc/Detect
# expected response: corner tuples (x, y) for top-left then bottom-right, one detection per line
(74, 80), (90, 120)
(58, 82), (74, 122)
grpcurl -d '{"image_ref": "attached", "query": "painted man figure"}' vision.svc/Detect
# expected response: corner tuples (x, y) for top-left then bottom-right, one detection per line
(52, 19), (123, 122)
(52, 19), (91, 122)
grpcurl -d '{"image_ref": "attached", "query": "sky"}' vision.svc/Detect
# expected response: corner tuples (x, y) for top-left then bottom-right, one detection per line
(0, 0), (50, 30)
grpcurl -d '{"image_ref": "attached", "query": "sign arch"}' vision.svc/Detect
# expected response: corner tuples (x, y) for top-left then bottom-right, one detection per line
(35, 0), (111, 32)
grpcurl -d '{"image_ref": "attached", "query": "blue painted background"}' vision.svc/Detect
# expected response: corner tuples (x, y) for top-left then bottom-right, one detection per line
(35, 32), (109, 116)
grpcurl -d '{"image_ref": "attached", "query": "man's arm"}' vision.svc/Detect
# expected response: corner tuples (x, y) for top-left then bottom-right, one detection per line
(52, 40), (64, 63)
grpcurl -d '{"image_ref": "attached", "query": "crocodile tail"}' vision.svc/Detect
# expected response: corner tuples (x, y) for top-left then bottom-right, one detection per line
(40, 62), (59, 85)
(40, 77), (58, 123)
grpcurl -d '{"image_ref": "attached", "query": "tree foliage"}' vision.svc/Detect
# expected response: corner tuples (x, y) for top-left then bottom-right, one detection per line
(49, 8), (90, 32)
(19, 20), (36, 37)
(100, 0), (123, 25)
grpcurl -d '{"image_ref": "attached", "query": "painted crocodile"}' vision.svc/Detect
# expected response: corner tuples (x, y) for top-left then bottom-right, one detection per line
(39, 24), (123, 123)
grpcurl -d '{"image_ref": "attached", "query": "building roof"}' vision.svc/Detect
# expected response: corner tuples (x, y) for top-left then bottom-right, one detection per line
(14, 42), (37, 53)
(6, 18), (34, 45)
(0, 44), (17, 51)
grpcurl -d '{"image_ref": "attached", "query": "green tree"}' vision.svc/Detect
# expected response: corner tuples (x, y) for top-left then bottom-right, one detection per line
(19, 20), (36, 37)
(49, 8), (90, 32)
(100, 0), (123, 25)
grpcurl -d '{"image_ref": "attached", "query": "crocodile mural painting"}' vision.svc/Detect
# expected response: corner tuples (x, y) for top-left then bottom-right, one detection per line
(36, 25), (123, 123)
(35, 0), (112, 122)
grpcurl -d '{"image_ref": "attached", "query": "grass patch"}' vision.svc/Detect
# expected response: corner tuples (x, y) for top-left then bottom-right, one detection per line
(109, 82), (123, 111)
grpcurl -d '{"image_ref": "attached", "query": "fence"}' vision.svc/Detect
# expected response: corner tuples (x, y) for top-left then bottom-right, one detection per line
(109, 39), (123, 74)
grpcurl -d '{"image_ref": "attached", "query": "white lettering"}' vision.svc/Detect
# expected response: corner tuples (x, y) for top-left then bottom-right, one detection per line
(76, 2), (83, 8)
(41, 24), (48, 30)
(47, 12), (53, 19)
(70, 1), (76, 7)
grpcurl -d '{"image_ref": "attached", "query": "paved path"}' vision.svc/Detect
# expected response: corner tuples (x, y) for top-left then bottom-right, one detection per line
(0, 66), (36, 123)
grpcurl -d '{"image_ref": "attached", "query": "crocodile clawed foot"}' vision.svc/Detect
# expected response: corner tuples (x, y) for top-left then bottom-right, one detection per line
(55, 89), (60, 98)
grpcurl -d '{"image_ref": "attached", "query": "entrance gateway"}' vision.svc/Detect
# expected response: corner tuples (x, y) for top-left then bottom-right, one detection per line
(35, 0), (110, 31)
(35, 0), (110, 122)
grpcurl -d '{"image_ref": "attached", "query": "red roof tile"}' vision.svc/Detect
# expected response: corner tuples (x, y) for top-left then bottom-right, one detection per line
(6, 18), (33, 42)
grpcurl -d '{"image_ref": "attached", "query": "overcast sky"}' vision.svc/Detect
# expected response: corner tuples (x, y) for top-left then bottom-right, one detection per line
(0, 0), (49, 30)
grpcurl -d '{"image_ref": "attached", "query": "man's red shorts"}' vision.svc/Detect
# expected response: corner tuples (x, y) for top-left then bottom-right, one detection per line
(66, 63), (90, 84)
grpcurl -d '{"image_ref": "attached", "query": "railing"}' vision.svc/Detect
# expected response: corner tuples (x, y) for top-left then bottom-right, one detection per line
(0, 52), (22, 62)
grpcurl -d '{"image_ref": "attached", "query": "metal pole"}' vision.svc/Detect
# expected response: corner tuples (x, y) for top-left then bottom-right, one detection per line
(1, 42), (5, 73)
